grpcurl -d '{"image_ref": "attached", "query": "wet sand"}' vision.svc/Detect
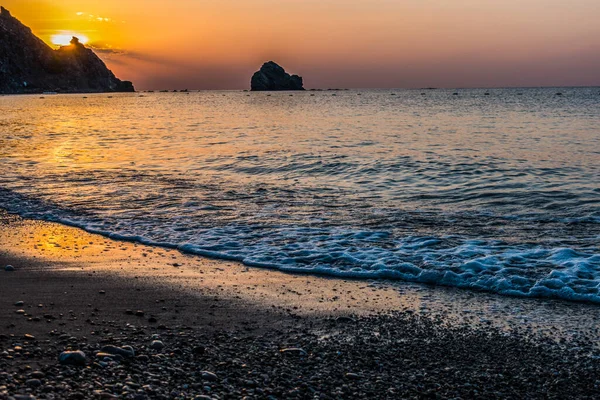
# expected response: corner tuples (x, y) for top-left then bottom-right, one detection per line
(2, 210), (600, 399)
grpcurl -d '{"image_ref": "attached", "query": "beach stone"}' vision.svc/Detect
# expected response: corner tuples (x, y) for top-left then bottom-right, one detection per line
(26, 378), (42, 387)
(150, 340), (164, 350)
(24, 334), (35, 340)
(345, 373), (362, 380)
(101, 345), (135, 358)
(280, 348), (308, 356)
(95, 392), (118, 399)
(14, 301), (24, 306)
(59, 350), (86, 366)
(30, 371), (45, 379)
(200, 371), (218, 381)
(4, 265), (15, 272)
(96, 352), (121, 361)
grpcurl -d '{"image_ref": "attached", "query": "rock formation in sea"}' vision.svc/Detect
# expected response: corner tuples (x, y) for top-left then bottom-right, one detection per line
(0, 7), (134, 94)
(251, 61), (304, 91)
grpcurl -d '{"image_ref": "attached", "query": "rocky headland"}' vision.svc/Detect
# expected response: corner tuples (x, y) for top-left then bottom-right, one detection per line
(0, 7), (134, 94)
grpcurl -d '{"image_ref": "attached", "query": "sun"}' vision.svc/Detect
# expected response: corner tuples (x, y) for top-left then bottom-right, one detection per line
(51, 33), (89, 46)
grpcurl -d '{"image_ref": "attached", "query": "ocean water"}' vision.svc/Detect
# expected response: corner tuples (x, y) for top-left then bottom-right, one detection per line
(1, 88), (599, 303)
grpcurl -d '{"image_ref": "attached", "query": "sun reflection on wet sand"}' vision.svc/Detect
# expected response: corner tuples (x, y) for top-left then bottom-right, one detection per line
(1, 210), (414, 315)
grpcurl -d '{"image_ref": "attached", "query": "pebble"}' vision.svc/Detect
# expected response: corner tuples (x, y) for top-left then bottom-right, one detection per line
(101, 345), (135, 358)
(96, 352), (121, 361)
(58, 350), (86, 366)
(4, 265), (15, 272)
(201, 371), (218, 381)
(150, 340), (165, 350)
(26, 378), (42, 387)
(14, 301), (24, 306)
(30, 371), (45, 379)
(280, 348), (308, 356)
(95, 392), (118, 399)
(345, 373), (363, 380)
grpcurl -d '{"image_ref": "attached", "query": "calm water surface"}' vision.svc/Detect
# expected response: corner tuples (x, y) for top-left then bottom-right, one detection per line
(1, 88), (599, 302)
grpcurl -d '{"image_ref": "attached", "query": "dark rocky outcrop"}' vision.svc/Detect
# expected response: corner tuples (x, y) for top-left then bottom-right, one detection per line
(251, 61), (304, 91)
(0, 7), (134, 94)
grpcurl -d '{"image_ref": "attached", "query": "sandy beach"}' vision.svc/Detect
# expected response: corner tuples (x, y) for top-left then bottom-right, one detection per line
(2, 210), (600, 399)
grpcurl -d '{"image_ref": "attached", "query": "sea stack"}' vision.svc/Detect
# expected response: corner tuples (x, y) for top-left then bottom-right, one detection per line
(251, 61), (304, 91)
(0, 7), (134, 94)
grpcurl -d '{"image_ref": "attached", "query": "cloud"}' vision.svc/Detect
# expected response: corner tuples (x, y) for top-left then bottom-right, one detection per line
(85, 44), (254, 90)
(88, 42), (210, 73)
(89, 45), (180, 67)
(74, 11), (120, 24)
(88, 46), (127, 56)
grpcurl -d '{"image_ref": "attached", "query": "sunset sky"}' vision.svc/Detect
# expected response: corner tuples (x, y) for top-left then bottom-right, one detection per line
(3, 0), (600, 90)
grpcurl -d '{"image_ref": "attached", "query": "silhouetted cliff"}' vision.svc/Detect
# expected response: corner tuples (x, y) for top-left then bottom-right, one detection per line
(0, 7), (134, 94)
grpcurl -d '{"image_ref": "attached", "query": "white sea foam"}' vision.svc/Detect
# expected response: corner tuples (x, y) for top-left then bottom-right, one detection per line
(7, 202), (600, 303)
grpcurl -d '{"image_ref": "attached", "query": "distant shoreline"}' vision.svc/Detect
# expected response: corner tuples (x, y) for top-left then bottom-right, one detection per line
(2, 85), (599, 96)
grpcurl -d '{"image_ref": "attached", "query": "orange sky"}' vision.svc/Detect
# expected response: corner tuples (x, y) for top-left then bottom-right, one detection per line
(3, 0), (600, 89)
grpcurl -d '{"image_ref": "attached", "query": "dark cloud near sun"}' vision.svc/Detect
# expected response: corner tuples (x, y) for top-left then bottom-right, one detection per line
(87, 43), (250, 89)
(89, 44), (191, 69)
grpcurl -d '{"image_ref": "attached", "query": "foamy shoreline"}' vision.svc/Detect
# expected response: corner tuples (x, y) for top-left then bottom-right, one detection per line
(2, 210), (600, 398)
(2, 209), (600, 334)
(2, 213), (600, 398)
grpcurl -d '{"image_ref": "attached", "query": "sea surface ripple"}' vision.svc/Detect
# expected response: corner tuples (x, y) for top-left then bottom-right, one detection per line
(1, 88), (599, 302)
